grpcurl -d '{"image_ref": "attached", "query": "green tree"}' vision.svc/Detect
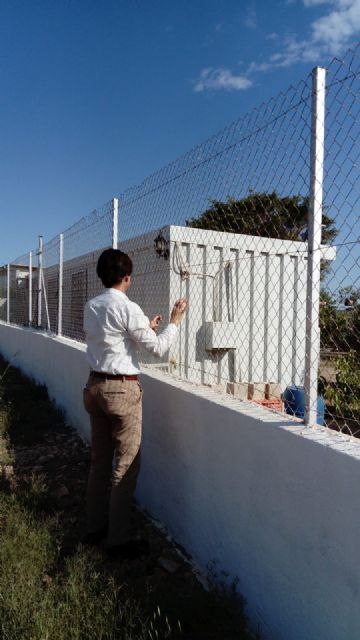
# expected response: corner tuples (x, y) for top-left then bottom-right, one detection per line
(187, 190), (337, 246)
(320, 289), (360, 353)
(319, 350), (360, 423)
(319, 290), (346, 351)
(338, 285), (360, 307)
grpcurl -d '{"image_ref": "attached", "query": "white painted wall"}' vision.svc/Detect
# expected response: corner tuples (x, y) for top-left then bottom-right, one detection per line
(0, 323), (90, 439)
(0, 322), (359, 640)
(168, 225), (335, 390)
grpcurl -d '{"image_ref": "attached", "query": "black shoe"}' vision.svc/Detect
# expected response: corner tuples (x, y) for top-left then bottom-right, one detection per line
(106, 538), (150, 560)
(82, 522), (108, 547)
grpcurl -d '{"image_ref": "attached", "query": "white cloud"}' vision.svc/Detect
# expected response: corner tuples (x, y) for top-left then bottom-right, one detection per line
(266, 32), (279, 40)
(244, 7), (257, 29)
(194, 0), (360, 92)
(303, 0), (331, 6)
(252, 0), (360, 73)
(304, 0), (353, 6)
(311, 0), (360, 53)
(194, 68), (253, 92)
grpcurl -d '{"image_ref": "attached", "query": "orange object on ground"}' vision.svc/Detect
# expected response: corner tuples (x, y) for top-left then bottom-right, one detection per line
(253, 399), (284, 412)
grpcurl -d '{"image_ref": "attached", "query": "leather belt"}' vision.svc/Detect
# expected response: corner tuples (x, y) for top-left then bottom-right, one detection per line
(90, 371), (138, 381)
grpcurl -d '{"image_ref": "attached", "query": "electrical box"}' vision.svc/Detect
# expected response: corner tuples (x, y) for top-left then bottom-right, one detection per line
(205, 321), (237, 351)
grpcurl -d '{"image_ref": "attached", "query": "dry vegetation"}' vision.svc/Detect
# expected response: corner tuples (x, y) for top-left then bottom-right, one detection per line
(0, 358), (257, 640)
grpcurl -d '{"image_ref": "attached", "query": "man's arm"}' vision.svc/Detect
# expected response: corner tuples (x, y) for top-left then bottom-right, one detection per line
(125, 298), (187, 358)
(149, 314), (162, 332)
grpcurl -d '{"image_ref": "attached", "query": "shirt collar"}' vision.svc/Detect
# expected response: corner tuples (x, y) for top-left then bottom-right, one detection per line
(105, 288), (127, 299)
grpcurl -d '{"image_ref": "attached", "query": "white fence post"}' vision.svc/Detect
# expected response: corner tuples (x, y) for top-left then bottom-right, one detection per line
(29, 251), (32, 325)
(112, 198), (118, 249)
(37, 235), (43, 328)
(58, 234), (63, 336)
(304, 66), (326, 426)
(6, 264), (10, 324)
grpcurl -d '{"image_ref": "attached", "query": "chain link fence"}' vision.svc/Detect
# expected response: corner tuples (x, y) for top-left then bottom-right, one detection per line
(317, 47), (360, 436)
(9, 252), (31, 326)
(61, 201), (114, 341)
(1, 45), (359, 436)
(119, 71), (314, 413)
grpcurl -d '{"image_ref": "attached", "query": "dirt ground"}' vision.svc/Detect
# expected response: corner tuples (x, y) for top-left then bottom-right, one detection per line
(0, 359), (256, 640)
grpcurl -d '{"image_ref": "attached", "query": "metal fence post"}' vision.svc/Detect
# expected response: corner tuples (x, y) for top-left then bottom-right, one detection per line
(304, 66), (326, 425)
(29, 251), (32, 325)
(6, 264), (10, 323)
(112, 197), (118, 249)
(37, 235), (43, 328)
(58, 234), (64, 336)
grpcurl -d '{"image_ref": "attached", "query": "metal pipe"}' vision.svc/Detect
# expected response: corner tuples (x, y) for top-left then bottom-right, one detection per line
(29, 251), (32, 325)
(58, 234), (64, 336)
(37, 235), (43, 327)
(112, 198), (119, 249)
(304, 67), (326, 426)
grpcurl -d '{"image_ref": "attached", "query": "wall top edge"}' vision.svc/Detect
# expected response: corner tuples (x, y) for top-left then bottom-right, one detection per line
(0, 321), (86, 353)
(0, 323), (358, 461)
(139, 364), (360, 461)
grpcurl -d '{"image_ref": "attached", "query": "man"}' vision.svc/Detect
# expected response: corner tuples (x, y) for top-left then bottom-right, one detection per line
(83, 248), (187, 559)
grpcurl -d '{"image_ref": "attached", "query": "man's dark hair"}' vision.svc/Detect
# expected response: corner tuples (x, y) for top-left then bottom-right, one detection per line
(97, 249), (133, 288)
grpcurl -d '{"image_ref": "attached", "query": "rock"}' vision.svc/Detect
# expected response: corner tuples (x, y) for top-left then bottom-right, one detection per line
(158, 556), (180, 574)
(0, 464), (14, 479)
(55, 485), (69, 498)
(38, 455), (53, 464)
(42, 574), (52, 587)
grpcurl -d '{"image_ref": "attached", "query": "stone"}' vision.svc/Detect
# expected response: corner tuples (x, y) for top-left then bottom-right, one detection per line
(38, 455), (53, 464)
(158, 556), (180, 574)
(55, 485), (69, 498)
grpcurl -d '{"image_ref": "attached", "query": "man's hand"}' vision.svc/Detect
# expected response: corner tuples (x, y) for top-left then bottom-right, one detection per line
(150, 314), (163, 332)
(170, 298), (188, 327)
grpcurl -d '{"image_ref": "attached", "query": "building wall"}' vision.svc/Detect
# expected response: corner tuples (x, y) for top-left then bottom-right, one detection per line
(0, 321), (359, 640)
(168, 226), (314, 390)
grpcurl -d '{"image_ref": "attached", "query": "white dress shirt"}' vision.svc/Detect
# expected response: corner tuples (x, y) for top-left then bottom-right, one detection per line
(84, 288), (178, 375)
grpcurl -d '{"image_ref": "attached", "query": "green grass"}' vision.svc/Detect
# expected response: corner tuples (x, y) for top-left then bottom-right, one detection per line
(0, 358), (257, 640)
(0, 361), (180, 640)
(0, 471), (177, 639)
(0, 490), (180, 640)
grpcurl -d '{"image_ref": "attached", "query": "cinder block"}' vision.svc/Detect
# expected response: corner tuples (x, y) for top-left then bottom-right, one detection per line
(248, 383), (265, 400)
(227, 382), (248, 400)
(266, 383), (282, 400)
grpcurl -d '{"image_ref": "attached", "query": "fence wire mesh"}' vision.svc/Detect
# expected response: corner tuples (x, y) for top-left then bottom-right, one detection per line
(0, 268), (6, 322)
(40, 237), (59, 333)
(1, 45), (359, 437)
(61, 201), (113, 341)
(317, 46), (360, 436)
(9, 252), (31, 326)
(119, 72), (314, 416)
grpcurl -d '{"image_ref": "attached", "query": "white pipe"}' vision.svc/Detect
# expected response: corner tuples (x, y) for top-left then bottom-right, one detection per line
(304, 67), (326, 426)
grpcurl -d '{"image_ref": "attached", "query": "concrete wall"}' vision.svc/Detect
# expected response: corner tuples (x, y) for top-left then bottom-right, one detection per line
(0, 323), (90, 439)
(168, 225), (312, 389)
(1, 321), (360, 640)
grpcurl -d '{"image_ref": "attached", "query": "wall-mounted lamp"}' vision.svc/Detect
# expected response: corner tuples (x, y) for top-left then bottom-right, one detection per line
(154, 231), (169, 260)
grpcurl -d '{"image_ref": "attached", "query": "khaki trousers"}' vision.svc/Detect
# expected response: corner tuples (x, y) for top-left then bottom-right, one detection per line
(83, 375), (142, 546)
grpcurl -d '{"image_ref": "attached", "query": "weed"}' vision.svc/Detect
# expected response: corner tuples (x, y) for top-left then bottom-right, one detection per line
(0, 357), (257, 640)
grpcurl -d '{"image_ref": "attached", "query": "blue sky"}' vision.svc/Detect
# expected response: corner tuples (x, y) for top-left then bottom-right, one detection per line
(1, 0), (360, 263)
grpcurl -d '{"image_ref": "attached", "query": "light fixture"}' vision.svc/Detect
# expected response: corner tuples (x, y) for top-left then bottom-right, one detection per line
(154, 230), (169, 260)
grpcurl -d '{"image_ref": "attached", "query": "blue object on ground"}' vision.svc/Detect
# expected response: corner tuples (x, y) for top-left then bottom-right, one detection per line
(283, 385), (325, 426)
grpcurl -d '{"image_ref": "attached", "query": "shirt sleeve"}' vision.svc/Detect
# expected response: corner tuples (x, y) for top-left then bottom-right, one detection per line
(83, 301), (92, 334)
(124, 301), (178, 357)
